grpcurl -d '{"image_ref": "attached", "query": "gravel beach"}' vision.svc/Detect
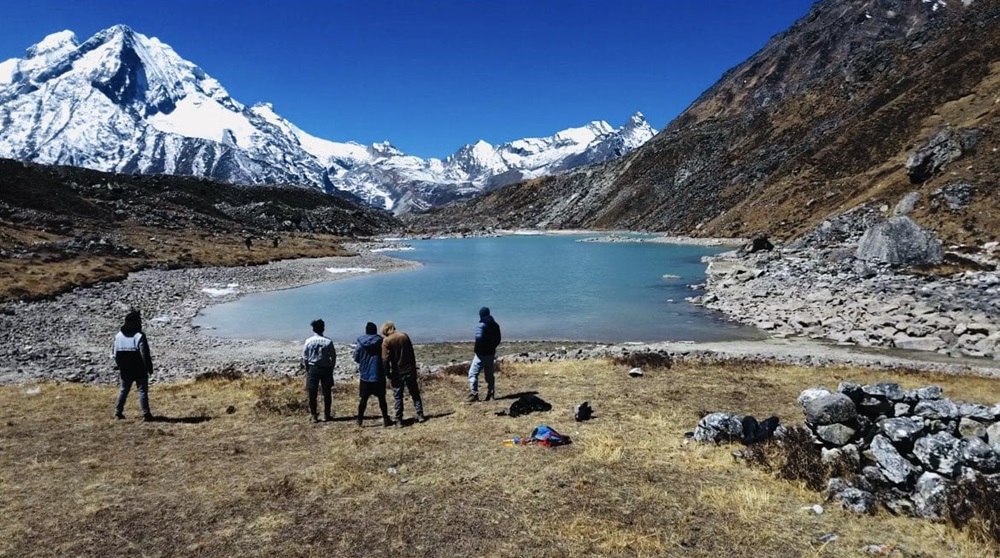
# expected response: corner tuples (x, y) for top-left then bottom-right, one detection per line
(2, 238), (999, 387)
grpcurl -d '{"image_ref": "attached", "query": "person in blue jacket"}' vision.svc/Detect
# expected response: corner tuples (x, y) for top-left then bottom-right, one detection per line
(353, 322), (392, 427)
(466, 306), (502, 402)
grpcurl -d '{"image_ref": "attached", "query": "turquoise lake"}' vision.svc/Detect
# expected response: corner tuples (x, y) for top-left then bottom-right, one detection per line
(193, 234), (762, 343)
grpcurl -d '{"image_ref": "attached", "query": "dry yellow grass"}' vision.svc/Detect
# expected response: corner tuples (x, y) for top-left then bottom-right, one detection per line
(2, 359), (999, 557)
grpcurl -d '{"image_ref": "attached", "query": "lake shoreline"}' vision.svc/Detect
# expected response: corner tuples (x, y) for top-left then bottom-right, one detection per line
(2, 237), (999, 387)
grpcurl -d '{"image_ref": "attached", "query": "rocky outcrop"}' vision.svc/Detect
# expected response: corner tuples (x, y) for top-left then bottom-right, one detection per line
(798, 382), (1000, 518)
(693, 196), (999, 360)
(905, 127), (984, 184)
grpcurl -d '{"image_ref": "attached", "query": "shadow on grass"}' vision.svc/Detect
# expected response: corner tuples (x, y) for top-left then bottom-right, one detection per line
(398, 411), (455, 427)
(145, 415), (211, 424)
(495, 391), (539, 401)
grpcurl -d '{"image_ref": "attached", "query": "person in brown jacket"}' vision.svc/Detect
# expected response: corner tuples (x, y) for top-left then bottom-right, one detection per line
(380, 321), (425, 427)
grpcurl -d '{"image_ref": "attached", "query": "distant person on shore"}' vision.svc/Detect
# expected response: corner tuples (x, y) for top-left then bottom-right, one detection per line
(353, 322), (393, 428)
(380, 321), (425, 426)
(111, 309), (154, 421)
(302, 319), (336, 423)
(466, 306), (501, 403)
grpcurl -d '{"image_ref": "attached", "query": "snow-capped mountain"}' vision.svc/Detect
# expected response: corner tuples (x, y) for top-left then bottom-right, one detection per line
(0, 25), (655, 213)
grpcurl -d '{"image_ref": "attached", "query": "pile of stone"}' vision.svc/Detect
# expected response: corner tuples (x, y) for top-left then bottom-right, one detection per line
(692, 193), (1000, 360)
(799, 382), (1000, 516)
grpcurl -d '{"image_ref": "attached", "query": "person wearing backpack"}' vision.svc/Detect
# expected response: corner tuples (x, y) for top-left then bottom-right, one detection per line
(353, 322), (393, 427)
(466, 306), (501, 403)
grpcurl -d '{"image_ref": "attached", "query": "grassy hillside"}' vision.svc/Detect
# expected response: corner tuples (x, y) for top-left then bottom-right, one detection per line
(2, 359), (999, 557)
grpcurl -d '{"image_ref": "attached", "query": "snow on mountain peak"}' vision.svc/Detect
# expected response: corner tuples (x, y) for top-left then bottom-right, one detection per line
(0, 25), (657, 216)
(25, 30), (79, 59)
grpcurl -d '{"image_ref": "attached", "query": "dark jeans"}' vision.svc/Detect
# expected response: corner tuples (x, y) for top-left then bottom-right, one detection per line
(358, 379), (390, 420)
(115, 369), (150, 416)
(306, 365), (334, 418)
(390, 373), (423, 419)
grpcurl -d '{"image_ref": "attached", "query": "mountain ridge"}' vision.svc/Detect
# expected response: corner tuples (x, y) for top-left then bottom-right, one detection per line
(0, 25), (655, 213)
(409, 0), (1000, 248)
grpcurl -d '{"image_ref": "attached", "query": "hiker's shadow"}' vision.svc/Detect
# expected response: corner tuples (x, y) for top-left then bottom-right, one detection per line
(495, 391), (538, 401)
(145, 415), (211, 424)
(398, 411), (455, 427)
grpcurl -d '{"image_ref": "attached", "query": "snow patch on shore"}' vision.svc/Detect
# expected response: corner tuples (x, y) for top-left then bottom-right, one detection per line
(369, 246), (414, 253)
(326, 267), (374, 274)
(202, 284), (239, 297)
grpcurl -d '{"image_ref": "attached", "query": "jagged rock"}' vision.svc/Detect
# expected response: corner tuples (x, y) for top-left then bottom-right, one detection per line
(913, 472), (951, 519)
(958, 402), (996, 421)
(913, 386), (943, 401)
(804, 393), (858, 426)
(879, 417), (925, 444)
(914, 399), (959, 420)
(913, 432), (963, 476)
(905, 127), (983, 184)
(798, 386), (832, 407)
(931, 183), (975, 211)
(960, 436), (1000, 473)
(893, 192), (921, 217)
(837, 381), (864, 403)
(862, 382), (906, 402)
(871, 435), (919, 484)
(894, 403), (913, 417)
(816, 423), (857, 446)
(693, 412), (744, 443)
(892, 334), (947, 352)
(988, 422), (1000, 453)
(856, 216), (943, 267)
(834, 487), (877, 514)
(746, 235), (774, 253)
(822, 444), (861, 470)
(958, 417), (987, 440)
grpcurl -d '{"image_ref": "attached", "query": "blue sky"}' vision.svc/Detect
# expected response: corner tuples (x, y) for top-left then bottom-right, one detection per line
(0, 1), (816, 159)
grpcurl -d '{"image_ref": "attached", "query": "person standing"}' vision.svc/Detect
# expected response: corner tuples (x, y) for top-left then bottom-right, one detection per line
(466, 306), (501, 403)
(380, 321), (425, 427)
(112, 309), (154, 421)
(302, 319), (336, 423)
(353, 322), (393, 427)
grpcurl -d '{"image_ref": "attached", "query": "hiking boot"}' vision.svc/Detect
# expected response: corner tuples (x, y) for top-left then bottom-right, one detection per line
(395, 418), (404, 429)
(416, 413), (426, 423)
(115, 413), (125, 420)
(465, 393), (479, 403)
(356, 418), (364, 427)
(310, 415), (321, 423)
(383, 417), (394, 428)
(484, 392), (495, 401)
(142, 413), (154, 422)
(323, 414), (334, 422)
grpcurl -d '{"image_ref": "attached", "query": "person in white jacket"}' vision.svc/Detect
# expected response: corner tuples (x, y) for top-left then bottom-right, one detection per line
(112, 309), (154, 421)
(302, 319), (336, 423)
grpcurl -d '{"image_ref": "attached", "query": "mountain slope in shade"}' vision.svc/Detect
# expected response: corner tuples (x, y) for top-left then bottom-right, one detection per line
(411, 0), (1000, 247)
(0, 25), (655, 213)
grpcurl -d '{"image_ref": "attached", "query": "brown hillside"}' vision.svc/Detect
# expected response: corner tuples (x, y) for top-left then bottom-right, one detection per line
(0, 159), (401, 302)
(410, 0), (1000, 247)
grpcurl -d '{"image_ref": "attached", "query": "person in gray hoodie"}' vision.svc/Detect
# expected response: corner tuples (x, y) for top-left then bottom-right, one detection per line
(302, 318), (336, 423)
(112, 309), (154, 421)
(353, 322), (392, 427)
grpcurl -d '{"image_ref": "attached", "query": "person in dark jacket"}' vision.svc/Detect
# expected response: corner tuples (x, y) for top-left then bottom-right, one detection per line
(353, 322), (392, 427)
(302, 318), (336, 423)
(111, 309), (154, 421)
(466, 306), (501, 403)
(380, 321), (424, 427)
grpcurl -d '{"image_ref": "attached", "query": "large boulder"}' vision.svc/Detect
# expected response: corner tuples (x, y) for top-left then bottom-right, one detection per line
(905, 127), (983, 184)
(879, 417), (925, 444)
(913, 472), (951, 519)
(871, 435), (919, 484)
(914, 399), (959, 421)
(856, 216), (943, 267)
(693, 412), (744, 443)
(913, 432), (963, 476)
(960, 436), (1000, 473)
(804, 393), (858, 426)
(816, 423), (857, 446)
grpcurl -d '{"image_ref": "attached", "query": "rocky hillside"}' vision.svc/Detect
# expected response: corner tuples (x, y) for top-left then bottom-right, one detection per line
(0, 158), (399, 301)
(410, 0), (1000, 248)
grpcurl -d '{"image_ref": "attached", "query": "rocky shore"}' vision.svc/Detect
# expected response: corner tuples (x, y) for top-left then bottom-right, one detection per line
(691, 197), (1000, 365)
(4, 222), (1000, 388)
